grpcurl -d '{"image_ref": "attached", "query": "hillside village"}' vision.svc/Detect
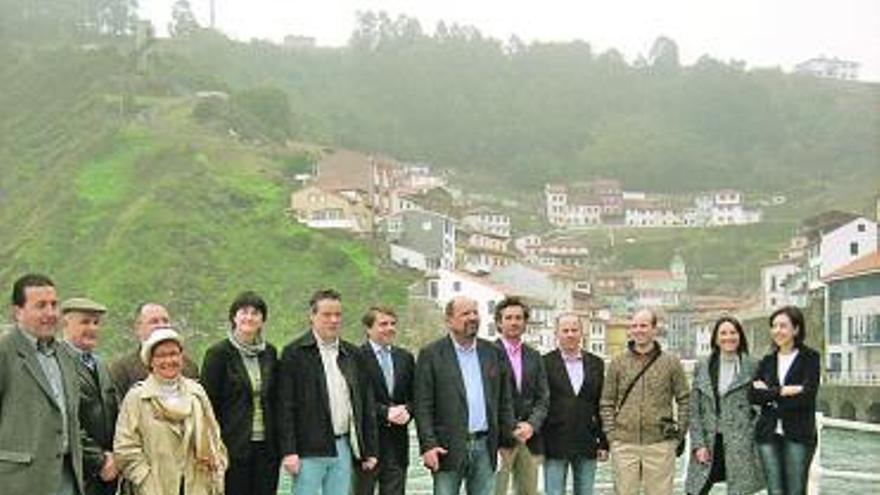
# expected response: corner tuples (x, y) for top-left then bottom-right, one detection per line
(287, 148), (880, 383)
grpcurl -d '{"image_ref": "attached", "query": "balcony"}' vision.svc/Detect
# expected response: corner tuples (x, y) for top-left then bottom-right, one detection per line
(825, 370), (880, 386)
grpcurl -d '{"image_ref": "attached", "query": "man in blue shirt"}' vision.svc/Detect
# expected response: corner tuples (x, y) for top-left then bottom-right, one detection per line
(414, 296), (515, 495)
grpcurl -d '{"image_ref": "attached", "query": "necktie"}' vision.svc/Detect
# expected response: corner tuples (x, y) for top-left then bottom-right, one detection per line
(82, 352), (96, 371)
(379, 348), (394, 394)
(82, 353), (100, 383)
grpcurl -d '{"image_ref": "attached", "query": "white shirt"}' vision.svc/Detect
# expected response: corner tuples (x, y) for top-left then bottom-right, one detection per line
(775, 349), (799, 435)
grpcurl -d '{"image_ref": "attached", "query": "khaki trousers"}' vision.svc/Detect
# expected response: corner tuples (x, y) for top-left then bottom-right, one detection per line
(494, 443), (541, 495)
(610, 440), (676, 495)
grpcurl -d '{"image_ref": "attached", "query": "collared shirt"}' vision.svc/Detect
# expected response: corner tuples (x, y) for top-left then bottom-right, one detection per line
(315, 332), (352, 436)
(369, 339), (395, 394)
(63, 339), (97, 371)
(20, 328), (69, 453)
(562, 350), (584, 395)
(452, 336), (488, 433)
(501, 337), (523, 391)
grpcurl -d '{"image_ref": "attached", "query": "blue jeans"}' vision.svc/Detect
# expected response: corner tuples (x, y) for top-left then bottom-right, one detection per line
(757, 435), (815, 495)
(544, 456), (598, 495)
(293, 437), (353, 495)
(433, 438), (495, 495)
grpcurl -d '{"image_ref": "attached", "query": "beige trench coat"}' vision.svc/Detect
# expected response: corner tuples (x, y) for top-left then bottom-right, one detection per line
(114, 374), (228, 495)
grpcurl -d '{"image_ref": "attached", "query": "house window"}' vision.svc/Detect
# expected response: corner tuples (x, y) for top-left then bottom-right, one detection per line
(422, 221), (433, 231)
(857, 223), (866, 232)
(487, 300), (496, 315)
(429, 280), (439, 299)
(453, 281), (462, 292)
(850, 242), (858, 256)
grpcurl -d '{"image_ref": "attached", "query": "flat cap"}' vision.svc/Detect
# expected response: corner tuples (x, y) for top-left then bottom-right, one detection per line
(60, 297), (107, 314)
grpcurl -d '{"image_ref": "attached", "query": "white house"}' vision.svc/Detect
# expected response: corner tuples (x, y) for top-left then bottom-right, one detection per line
(461, 209), (512, 238)
(430, 269), (515, 339)
(808, 216), (878, 291)
(545, 184), (569, 227)
(624, 200), (682, 227)
(823, 252), (880, 383)
(795, 57), (860, 80)
(761, 259), (806, 311)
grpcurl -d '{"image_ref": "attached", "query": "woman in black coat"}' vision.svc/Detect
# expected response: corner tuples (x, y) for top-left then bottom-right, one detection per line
(748, 306), (820, 495)
(201, 291), (280, 495)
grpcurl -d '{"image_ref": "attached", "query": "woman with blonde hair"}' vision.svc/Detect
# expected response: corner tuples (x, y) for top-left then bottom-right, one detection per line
(115, 327), (227, 495)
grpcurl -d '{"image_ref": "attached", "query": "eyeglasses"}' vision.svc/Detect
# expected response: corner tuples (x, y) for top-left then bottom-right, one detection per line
(152, 350), (182, 359)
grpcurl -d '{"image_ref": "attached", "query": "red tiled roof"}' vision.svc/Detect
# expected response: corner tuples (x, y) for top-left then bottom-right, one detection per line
(824, 251), (880, 282)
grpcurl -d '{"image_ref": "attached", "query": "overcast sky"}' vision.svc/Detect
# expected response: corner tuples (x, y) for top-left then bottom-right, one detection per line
(142, 0), (880, 81)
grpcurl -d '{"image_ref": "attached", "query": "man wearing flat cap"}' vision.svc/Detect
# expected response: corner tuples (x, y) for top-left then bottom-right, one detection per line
(61, 297), (121, 495)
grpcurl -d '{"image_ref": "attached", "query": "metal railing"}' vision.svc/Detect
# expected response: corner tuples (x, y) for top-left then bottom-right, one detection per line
(824, 370), (880, 386)
(811, 413), (880, 492)
(276, 413), (879, 494)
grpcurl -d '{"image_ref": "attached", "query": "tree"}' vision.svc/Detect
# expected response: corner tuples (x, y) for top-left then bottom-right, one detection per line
(169, 0), (199, 38)
(648, 35), (680, 74)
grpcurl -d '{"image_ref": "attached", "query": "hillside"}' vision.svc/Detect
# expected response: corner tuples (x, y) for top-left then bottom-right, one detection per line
(0, 46), (415, 358)
(148, 24), (880, 197)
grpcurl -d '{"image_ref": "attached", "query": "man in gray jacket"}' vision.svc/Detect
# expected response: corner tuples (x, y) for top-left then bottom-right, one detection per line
(0, 274), (84, 495)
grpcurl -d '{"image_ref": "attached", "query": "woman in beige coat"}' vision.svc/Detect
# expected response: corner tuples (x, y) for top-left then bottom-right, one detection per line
(114, 328), (227, 495)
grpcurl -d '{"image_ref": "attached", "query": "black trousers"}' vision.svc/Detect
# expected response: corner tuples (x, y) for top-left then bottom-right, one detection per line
(353, 459), (407, 495)
(225, 441), (280, 495)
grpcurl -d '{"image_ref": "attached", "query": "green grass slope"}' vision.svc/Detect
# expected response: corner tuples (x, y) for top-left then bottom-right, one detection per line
(0, 47), (414, 359)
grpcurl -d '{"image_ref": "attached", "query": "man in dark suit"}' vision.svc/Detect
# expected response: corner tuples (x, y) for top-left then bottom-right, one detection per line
(493, 297), (549, 495)
(60, 297), (120, 495)
(108, 302), (199, 397)
(414, 296), (516, 495)
(355, 306), (415, 495)
(0, 274), (84, 495)
(542, 313), (608, 495)
(278, 289), (378, 495)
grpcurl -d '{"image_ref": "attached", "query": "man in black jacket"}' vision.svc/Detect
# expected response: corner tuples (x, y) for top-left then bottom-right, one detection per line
(493, 297), (549, 495)
(60, 297), (119, 495)
(278, 289), (378, 495)
(414, 296), (516, 495)
(354, 306), (415, 495)
(542, 313), (608, 495)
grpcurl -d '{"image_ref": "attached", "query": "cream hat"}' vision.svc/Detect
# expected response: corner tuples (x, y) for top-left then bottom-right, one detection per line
(140, 327), (183, 365)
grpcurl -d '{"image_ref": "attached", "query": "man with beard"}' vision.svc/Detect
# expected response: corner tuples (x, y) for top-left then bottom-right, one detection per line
(493, 297), (549, 495)
(414, 296), (515, 495)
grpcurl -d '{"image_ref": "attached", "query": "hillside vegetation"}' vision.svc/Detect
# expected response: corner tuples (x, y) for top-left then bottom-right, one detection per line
(1, 7), (878, 352)
(149, 17), (879, 196)
(0, 47), (413, 358)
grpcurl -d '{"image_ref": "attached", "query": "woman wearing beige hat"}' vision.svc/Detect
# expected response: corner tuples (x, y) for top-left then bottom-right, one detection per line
(114, 328), (228, 495)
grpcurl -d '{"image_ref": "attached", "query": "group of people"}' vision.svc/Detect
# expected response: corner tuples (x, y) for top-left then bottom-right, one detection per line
(0, 272), (820, 495)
